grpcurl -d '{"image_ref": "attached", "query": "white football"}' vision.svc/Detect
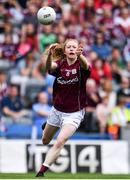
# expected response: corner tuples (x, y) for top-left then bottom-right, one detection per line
(37, 6), (56, 25)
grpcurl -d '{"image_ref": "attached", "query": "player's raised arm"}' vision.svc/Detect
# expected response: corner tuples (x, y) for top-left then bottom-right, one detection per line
(77, 44), (89, 70)
(41, 44), (58, 73)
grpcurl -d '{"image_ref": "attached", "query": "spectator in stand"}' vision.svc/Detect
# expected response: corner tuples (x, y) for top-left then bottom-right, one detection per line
(1, 84), (30, 123)
(88, 51), (98, 63)
(109, 48), (124, 89)
(0, 4), (7, 34)
(22, 1), (38, 27)
(27, 0), (43, 9)
(110, 48), (125, 69)
(90, 56), (112, 85)
(68, 3), (80, 25)
(31, 61), (46, 81)
(114, 7), (130, 36)
(10, 52), (43, 96)
(112, 0), (129, 19)
(96, 95), (111, 134)
(96, 14), (112, 44)
(16, 35), (32, 61)
(57, 33), (66, 44)
(0, 70), (8, 111)
(99, 79), (117, 111)
(111, 24), (126, 50)
(45, 75), (55, 106)
(0, 70), (8, 135)
(32, 60), (55, 106)
(80, 78), (101, 133)
(91, 32), (112, 60)
(123, 37), (130, 63)
(99, 8), (114, 31)
(65, 24), (79, 39)
(79, 22), (94, 54)
(0, 33), (17, 62)
(0, 22), (19, 45)
(108, 95), (130, 139)
(4, 0), (24, 26)
(112, 0), (128, 17)
(100, 0), (113, 10)
(117, 76), (130, 103)
(39, 25), (57, 52)
(79, 0), (95, 24)
(21, 23), (39, 52)
(32, 91), (51, 138)
(50, 0), (63, 22)
(17, 52), (37, 77)
(121, 61), (130, 79)
(110, 61), (122, 90)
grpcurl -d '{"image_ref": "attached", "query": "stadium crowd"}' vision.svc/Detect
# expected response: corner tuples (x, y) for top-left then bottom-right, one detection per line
(0, 0), (130, 140)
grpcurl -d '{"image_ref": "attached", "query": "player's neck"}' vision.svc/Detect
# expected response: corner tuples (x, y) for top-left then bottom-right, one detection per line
(66, 57), (77, 66)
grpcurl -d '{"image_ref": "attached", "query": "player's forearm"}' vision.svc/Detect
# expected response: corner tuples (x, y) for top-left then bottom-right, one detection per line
(45, 52), (52, 72)
(78, 54), (89, 70)
(37, 111), (49, 117)
(45, 53), (58, 72)
(3, 107), (16, 117)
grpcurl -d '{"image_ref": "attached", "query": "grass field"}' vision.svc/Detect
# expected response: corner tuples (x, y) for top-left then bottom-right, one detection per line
(0, 173), (130, 179)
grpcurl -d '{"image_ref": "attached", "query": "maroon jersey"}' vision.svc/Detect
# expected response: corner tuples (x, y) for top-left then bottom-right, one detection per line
(49, 59), (91, 113)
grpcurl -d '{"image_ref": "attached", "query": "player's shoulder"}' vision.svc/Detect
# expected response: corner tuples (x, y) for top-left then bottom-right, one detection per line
(55, 59), (66, 67)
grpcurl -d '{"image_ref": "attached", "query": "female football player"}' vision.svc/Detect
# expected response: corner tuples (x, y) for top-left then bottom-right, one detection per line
(36, 39), (91, 177)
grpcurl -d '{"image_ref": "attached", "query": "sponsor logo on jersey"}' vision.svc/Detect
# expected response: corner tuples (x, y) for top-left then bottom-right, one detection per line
(57, 77), (79, 84)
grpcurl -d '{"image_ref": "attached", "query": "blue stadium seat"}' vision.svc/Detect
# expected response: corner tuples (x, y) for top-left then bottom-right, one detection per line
(70, 132), (113, 140)
(6, 124), (32, 139)
(52, 131), (113, 140)
(1, 124), (113, 140)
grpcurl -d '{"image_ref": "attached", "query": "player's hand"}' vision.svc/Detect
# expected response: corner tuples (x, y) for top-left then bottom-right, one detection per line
(76, 44), (83, 56)
(49, 43), (59, 55)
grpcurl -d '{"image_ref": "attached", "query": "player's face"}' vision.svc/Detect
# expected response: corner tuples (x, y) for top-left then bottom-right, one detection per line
(64, 40), (78, 60)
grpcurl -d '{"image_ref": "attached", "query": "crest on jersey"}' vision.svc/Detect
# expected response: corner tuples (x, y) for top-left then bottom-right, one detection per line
(72, 69), (77, 74)
(66, 71), (70, 76)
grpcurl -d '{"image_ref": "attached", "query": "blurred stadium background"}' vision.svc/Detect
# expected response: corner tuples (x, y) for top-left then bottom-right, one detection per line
(0, 0), (130, 178)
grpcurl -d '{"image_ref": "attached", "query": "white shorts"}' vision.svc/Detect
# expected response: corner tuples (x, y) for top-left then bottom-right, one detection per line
(47, 107), (85, 129)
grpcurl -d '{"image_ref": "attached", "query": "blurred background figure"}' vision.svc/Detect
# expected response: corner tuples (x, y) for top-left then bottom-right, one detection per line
(80, 78), (101, 133)
(96, 95), (111, 134)
(0, 33), (17, 62)
(90, 56), (112, 85)
(108, 96), (130, 140)
(10, 52), (43, 97)
(99, 79), (117, 111)
(0, 70), (8, 135)
(91, 32), (112, 60)
(28, 92), (51, 170)
(39, 25), (57, 52)
(1, 84), (31, 124)
(32, 91), (51, 139)
(0, 70), (8, 103)
(116, 76), (130, 104)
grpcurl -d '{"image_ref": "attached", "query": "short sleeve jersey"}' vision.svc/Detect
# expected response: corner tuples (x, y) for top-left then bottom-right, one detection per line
(49, 59), (91, 113)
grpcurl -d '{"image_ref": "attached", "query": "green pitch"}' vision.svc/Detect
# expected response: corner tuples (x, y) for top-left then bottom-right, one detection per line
(0, 173), (130, 179)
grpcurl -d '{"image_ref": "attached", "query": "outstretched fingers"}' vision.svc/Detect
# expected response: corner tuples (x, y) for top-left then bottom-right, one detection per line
(77, 44), (83, 56)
